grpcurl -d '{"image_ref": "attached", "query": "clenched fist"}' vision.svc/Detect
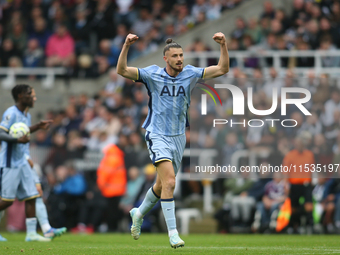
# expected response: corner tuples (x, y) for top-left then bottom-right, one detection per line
(212, 32), (226, 45)
(125, 34), (139, 46)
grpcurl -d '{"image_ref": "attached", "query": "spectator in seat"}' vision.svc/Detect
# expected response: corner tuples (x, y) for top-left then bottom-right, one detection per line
(302, 19), (319, 50)
(192, 0), (208, 22)
(221, 132), (242, 171)
(131, 8), (153, 38)
(29, 18), (52, 48)
(8, 56), (23, 68)
(115, 0), (136, 27)
(206, 0), (222, 21)
(23, 38), (44, 68)
(245, 18), (263, 44)
(262, 68), (283, 99)
(73, 0), (94, 17)
(289, 40), (315, 68)
(29, 7), (44, 30)
(321, 89), (340, 127)
(95, 39), (120, 74)
(270, 19), (284, 36)
(71, 9), (91, 54)
(312, 134), (333, 167)
(89, 0), (116, 41)
(298, 113), (322, 137)
(62, 104), (82, 134)
(319, 17), (340, 48)
(100, 68), (125, 109)
(0, 38), (21, 67)
(230, 17), (246, 40)
(50, 7), (71, 31)
(66, 130), (86, 160)
(319, 36), (340, 68)
(128, 38), (150, 62)
(261, 1), (275, 19)
(247, 164), (272, 202)
(7, 22), (27, 53)
(252, 173), (288, 233)
(119, 166), (145, 218)
(43, 132), (68, 185)
(331, 1), (340, 25)
(275, 8), (290, 30)
(49, 162), (87, 228)
(312, 177), (334, 233)
(103, 107), (122, 140)
(224, 171), (255, 226)
(112, 24), (128, 49)
(45, 24), (75, 68)
(291, 0), (305, 22)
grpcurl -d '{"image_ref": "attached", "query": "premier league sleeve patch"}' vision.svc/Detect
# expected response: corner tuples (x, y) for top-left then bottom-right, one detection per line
(0, 114), (14, 131)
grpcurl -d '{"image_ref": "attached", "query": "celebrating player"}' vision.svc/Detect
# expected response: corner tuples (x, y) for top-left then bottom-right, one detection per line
(0, 84), (58, 241)
(117, 32), (229, 248)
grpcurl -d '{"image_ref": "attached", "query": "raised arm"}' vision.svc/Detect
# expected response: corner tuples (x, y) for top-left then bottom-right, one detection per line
(117, 34), (140, 80)
(204, 32), (229, 79)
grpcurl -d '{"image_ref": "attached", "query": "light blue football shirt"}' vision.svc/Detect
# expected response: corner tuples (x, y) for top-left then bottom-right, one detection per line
(137, 64), (205, 136)
(0, 106), (31, 168)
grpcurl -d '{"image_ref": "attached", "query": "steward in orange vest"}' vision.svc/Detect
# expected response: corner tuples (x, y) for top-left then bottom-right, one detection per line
(97, 144), (127, 198)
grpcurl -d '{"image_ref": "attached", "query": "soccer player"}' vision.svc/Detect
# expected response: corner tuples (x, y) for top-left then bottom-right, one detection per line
(24, 88), (67, 239)
(0, 84), (52, 241)
(117, 32), (229, 248)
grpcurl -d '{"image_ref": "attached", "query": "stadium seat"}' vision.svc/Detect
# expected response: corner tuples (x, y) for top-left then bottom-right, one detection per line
(176, 208), (202, 235)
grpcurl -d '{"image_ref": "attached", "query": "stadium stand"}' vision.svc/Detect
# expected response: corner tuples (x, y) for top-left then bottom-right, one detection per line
(1, 0), (340, 235)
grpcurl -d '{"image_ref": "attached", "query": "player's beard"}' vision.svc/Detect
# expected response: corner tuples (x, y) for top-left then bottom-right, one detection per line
(27, 100), (34, 108)
(170, 62), (183, 72)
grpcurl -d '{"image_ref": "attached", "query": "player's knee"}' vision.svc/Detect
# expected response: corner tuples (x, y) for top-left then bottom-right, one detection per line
(163, 178), (176, 191)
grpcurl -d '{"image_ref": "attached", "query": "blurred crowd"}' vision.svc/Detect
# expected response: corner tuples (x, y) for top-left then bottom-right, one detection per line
(15, 66), (339, 235)
(228, 0), (340, 68)
(3, 0), (340, 235)
(0, 0), (246, 77)
(189, 67), (340, 234)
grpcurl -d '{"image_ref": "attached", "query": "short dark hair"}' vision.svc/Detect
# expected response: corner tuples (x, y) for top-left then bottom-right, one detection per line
(11, 84), (31, 102)
(163, 38), (182, 56)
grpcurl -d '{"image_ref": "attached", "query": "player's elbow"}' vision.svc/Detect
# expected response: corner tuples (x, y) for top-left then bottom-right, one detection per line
(221, 63), (229, 74)
(222, 67), (229, 74)
(117, 67), (125, 76)
(216, 67), (228, 77)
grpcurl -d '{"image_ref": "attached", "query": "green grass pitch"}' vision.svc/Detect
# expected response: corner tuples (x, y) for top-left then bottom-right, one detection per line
(0, 233), (339, 254)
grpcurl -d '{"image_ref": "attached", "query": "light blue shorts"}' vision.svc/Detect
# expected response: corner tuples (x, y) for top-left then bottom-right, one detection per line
(0, 164), (39, 201)
(145, 131), (186, 175)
